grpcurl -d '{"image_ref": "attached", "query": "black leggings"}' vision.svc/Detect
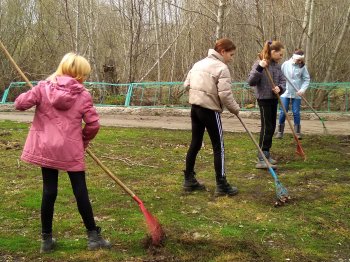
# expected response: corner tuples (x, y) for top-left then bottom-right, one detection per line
(41, 167), (96, 234)
(185, 105), (226, 180)
(257, 99), (278, 152)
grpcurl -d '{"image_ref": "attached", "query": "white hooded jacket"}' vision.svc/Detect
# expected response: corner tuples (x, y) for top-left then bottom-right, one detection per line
(281, 58), (310, 99)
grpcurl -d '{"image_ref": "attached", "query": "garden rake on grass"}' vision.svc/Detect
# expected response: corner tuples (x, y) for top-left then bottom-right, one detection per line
(0, 39), (165, 246)
(283, 74), (328, 135)
(86, 149), (165, 246)
(264, 68), (306, 160)
(236, 115), (290, 206)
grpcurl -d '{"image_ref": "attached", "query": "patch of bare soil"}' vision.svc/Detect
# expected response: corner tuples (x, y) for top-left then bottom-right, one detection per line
(0, 131), (20, 150)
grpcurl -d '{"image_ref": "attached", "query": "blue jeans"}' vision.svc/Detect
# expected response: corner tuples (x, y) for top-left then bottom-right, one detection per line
(279, 97), (301, 125)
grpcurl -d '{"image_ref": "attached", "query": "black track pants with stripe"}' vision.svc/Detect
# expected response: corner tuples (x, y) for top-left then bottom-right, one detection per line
(257, 99), (278, 152)
(185, 104), (226, 180)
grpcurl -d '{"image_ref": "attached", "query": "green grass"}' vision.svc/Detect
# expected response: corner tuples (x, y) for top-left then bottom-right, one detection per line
(0, 119), (349, 261)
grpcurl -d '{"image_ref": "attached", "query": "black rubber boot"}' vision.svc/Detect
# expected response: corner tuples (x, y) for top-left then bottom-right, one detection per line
(183, 171), (206, 192)
(40, 233), (56, 253)
(294, 124), (302, 140)
(87, 226), (111, 250)
(275, 124), (285, 139)
(214, 177), (238, 197)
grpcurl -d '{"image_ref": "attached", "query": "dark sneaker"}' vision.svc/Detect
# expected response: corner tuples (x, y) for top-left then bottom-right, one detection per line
(183, 171), (206, 192)
(40, 233), (56, 253)
(183, 179), (206, 192)
(87, 226), (111, 250)
(214, 180), (238, 197)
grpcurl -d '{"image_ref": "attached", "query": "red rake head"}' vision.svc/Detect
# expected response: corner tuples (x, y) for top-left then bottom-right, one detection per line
(133, 196), (166, 246)
(296, 144), (306, 160)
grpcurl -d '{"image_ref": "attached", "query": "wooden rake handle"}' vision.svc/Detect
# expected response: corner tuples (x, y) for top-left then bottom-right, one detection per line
(0, 40), (32, 88)
(236, 115), (276, 173)
(283, 74), (327, 128)
(264, 68), (302, 143)
(86, 148), (136, 198)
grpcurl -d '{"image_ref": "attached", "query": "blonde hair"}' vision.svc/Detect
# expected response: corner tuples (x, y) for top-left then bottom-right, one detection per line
(258, 40), (284, 61)
(53, 53), (91, 83)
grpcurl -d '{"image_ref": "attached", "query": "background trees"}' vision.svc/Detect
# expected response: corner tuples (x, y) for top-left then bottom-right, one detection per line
(1, 0), (349, 101)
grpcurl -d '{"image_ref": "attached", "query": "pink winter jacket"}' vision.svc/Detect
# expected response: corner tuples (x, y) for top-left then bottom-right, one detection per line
(14, 76), (100, 171)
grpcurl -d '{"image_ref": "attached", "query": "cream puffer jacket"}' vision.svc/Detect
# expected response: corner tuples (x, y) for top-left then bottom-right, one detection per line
(184, 49), (240, 115)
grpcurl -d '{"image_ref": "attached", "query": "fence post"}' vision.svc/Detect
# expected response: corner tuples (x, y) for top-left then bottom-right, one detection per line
(346, 87), (349, 112)
(124, 83), (134, 107)
(327, 87), (331, 112)
(1, 82), (13, 103)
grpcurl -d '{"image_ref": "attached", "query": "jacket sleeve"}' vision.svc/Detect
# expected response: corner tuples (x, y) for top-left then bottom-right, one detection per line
(82, 120), (100, 149)
(277, 67), (286, 95)
(218, 67), (240, 115)
(184, 69), (191, 87)
(82, 92), (100, 148)
(247, 61), (263, 86)
(14, 82), (43, 111)
(300, 66), (311, 92)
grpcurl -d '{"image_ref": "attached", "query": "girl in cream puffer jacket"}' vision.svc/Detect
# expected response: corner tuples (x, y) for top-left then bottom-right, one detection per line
(184, 50), (240, 115)
(183, 38), (240, 197)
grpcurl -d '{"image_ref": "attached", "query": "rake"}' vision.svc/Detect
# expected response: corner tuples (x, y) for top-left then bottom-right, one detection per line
(282, 74), (328, 134)
(236, 115), (290, 206)
(0, 39), (165, 246)
(86, 149), (165, 246)
(264, 68), (306, 160)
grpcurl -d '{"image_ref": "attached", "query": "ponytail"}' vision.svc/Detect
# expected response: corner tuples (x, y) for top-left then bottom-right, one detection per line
(258, 40), (284, 61)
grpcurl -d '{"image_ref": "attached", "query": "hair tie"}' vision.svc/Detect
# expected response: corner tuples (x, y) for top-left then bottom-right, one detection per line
(268, 40), (272, 45)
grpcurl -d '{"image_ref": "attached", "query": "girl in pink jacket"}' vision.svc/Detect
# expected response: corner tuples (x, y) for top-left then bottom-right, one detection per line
(15, 53), (110, 253)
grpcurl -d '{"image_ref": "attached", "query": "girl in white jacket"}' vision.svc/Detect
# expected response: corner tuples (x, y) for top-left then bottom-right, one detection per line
(277, 49), (310, 139)
(183, 38), (240, 197)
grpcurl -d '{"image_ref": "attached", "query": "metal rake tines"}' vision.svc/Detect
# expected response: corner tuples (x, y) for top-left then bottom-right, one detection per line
(274, 180), (290, 206)
(275, 181), (288, 198)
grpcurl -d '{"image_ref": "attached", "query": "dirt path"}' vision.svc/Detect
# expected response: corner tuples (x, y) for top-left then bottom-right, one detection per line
(0, 110), (349, 135)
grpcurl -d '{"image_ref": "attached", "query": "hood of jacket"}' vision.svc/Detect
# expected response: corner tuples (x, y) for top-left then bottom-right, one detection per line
(207, 49), (225, 63)
(46, 75), (85, 111)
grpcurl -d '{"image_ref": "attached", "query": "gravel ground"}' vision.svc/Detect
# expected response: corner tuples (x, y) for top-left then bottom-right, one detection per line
(0, 104), (349, 135)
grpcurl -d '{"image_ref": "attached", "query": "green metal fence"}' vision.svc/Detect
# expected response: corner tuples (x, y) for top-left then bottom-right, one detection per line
(1, 81), (350, 112)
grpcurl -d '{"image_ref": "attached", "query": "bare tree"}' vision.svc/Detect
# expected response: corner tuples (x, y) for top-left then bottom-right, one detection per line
(1, 0), (350, 93)
(305, 0), (314, 69)
(299, 0), (311, 49)
(314, 3), (350, 108)
(216, 0), (227, 40)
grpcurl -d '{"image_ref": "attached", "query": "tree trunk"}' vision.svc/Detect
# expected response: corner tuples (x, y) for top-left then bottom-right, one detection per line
(255, 0), (265, 42)
(298, 0), (311, 49)
(314, 4), (350, 108)
(153, 0), (161, 82)
(216, 0), (226, 40)
(75, 0), (80, 53)
(305, 0), (314, 69)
